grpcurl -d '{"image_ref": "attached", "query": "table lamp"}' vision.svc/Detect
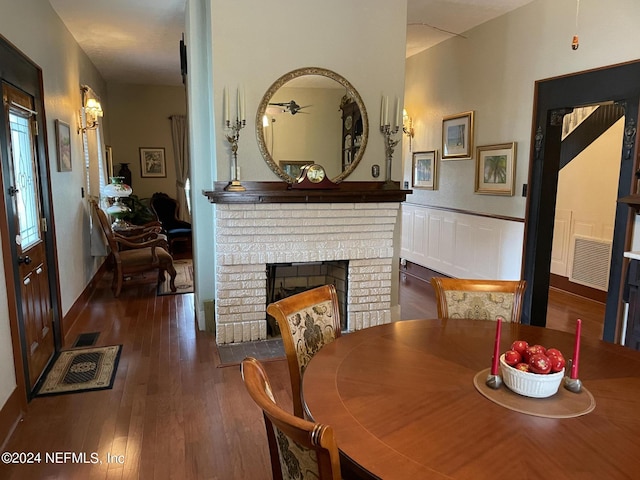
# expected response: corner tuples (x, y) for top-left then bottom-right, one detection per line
(104, 176), (133, 228)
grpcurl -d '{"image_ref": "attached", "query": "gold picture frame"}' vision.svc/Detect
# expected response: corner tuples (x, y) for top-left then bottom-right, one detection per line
(442, 111), (474, 160)
(412, 150), (437, 190)
(55, 119), (72, 172)
(474, 142), (517, 196)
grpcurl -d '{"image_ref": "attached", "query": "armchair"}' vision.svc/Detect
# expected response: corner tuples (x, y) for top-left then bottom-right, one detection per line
(91, 200), (177, 296)
(150, 192), (192, 253)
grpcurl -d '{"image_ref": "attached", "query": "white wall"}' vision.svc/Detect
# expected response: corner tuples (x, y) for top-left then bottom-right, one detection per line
(404, 0), (640, 219)
(0, 0), (106, 408)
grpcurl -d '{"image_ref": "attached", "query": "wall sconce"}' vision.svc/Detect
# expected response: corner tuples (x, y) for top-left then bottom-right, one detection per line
(78, 85), (103, 133)
(403, 109), (415, 151)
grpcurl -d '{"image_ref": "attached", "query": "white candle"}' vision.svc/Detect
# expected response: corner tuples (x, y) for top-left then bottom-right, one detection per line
(384, 96), (389, 127)
(224, 87), (229, 125)
(380, 96), (385, 127)
(236, 87), (241, 122)
(241, 86), (246, 122)
(395, 97), (401, 129)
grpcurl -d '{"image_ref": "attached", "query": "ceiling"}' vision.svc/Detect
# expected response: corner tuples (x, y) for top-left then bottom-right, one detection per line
(48, 0), (535, 87)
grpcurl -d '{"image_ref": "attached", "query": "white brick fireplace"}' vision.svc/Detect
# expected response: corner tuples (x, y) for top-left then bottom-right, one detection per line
(213, 202), (401, 344)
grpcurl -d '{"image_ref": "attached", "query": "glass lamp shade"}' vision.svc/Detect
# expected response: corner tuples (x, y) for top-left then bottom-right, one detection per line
(103, 176), (132, 198)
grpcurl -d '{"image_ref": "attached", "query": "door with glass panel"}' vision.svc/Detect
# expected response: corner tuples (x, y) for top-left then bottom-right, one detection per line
(2, 83), (55, 390)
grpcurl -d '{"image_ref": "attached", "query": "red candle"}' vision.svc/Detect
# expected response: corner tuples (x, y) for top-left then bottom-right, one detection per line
(570, 319), (582, 379)
(491, 317), (503, 375)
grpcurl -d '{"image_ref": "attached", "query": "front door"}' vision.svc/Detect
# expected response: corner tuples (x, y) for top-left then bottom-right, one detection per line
(2, 83), (55, 390)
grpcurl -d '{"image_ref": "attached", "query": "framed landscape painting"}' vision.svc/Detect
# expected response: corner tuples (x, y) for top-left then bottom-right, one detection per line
(55, 119), (72, 172)
(412, 150), (437, 190)
(442, 111), (474, 160)
(474, 142), (517, 196)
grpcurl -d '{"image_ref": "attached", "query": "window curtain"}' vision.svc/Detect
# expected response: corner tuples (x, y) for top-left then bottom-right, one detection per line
(170, 115), (191, 222)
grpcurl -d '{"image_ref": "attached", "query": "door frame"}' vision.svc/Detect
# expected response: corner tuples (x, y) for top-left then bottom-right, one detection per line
(0, 35), (63, 404)
(523, 60), (640, 343)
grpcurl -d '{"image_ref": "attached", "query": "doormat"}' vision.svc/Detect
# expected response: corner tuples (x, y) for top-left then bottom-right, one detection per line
(217, 338), (285, 368)
(35, 345), (122, 397)
(158, 259), (194, 295)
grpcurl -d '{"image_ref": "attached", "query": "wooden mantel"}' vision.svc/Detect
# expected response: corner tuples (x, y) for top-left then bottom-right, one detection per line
(203, 181), (412, 204)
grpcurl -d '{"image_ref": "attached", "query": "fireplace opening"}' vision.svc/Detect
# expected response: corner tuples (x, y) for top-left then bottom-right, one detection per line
(266, 261), (348, 337)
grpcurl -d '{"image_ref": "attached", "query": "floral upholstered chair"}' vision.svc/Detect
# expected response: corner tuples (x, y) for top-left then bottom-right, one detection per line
(267, 284), (341, 418)
(430, 277), (527, 323)
(241, 357), (342, 480)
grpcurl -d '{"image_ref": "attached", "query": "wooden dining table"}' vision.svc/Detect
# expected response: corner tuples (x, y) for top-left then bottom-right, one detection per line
(301, 319), (640, 479)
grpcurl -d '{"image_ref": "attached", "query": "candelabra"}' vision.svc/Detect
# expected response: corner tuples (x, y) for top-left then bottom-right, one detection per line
(380, 124), (400, 189)
(224, 118), (246, 192)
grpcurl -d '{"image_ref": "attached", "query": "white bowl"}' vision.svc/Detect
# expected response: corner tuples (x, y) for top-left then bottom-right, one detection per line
(499, 354), (564, 398)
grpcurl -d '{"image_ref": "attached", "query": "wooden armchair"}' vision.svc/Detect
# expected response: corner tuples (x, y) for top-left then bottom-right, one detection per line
(150, 192), (192, 252)
(430, 277), (527, 323)
(266, 284), (341, 418)
(91, 200), (177, 297)
(241, 357), (342, 480)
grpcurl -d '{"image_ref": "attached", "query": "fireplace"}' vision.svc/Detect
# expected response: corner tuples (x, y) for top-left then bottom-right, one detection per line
(266, 260), (348, 335)
(205, 181), (409, 344)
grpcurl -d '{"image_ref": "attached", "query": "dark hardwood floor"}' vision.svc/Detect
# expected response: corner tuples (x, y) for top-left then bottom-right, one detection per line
(0, 268), (606, 479)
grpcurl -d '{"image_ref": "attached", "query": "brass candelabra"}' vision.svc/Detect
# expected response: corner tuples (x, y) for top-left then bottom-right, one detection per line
(224, 119), (246, 192)
(380, 124), (400, 189)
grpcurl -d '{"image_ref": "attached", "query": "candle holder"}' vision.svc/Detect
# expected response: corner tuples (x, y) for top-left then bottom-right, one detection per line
(485, 373), (503, 389)
(224, 119), (246, 192)
(380, 124), (400, 189)
(563, 359), (582, 393)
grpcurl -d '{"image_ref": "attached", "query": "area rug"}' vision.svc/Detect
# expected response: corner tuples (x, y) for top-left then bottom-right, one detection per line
(217, 338), (285, 368)
(36, 345), (122, 397)
(158, 258), (194, 295)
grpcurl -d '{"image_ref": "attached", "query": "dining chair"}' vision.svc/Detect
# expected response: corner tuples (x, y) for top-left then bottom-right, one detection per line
(91, 200), (177, 297)
(241, 357), (342, 480)
(266, 284), (341, 418)
(430, 277), (527, 323)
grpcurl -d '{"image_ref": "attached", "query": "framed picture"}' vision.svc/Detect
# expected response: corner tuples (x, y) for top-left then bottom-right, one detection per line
(55, 119), (72, 172)
(280, 160), (312, 179)
(442, 111), (474, 160)
(475, 142), (517, 196)
(139, 147), (166, 178)
(412, 150), (437, 190)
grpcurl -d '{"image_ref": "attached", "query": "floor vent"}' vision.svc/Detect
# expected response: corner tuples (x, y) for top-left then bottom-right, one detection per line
(569, 235), (612, 291)
(73, 332), (100, 348)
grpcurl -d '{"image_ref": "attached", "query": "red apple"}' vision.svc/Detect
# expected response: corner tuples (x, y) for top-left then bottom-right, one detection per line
(547, 351), (566, 373)
(523, 344), (546, 363)
(511, 340), (529, 356)
(529, 353), (552, 374)
(504, 350), (522, 366)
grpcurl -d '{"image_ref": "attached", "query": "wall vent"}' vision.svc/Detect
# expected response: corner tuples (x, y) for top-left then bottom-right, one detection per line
(569, 235), (612, 291)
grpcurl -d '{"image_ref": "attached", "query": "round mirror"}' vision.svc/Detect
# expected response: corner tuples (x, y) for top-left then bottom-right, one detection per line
(256, 67), (368, 183)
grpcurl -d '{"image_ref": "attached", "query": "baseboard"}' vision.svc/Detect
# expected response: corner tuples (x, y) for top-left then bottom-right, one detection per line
(0, 387), (24, 451)
(62, 260), (108, 346)
(549, 274), (607, 303)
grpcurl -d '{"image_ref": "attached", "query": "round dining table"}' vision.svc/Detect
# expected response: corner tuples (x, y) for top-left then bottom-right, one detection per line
(301, 319), (640, 480)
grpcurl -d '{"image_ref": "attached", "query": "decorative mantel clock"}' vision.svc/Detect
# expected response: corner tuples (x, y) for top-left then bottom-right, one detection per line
(291, 164), (339, 189)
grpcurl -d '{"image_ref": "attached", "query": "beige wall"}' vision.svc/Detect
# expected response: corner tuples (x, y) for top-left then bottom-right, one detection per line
(0, 0), (106, 408)
(106, 84), (187, 201)
(404, 0), (640, 219)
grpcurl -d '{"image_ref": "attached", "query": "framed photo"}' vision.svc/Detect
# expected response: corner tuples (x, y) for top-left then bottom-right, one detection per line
(412, 150), (437, 190)
(442, 111), (474, 160)
(55, 119), (72, 172)
(280, 160), (312, 179)
(139, 147), (166, 178)
(475, 142), (517, 196)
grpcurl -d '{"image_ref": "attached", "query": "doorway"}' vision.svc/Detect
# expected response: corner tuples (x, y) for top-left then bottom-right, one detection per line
(523, 60), (640, 343)
(0, 36), (62, 399)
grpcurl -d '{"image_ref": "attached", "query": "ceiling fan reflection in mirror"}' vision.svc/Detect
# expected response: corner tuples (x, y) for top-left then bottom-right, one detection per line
(267, 100), (311, 115)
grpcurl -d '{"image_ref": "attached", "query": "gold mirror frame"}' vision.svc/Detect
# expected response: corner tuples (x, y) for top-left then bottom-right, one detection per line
(255, 67), (368, 183)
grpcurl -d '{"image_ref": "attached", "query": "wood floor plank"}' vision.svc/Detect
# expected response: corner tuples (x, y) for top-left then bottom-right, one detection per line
(0, 269), (605, 480)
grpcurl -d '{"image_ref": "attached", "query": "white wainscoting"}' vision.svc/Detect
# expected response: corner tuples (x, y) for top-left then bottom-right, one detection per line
(401, 203), (525, 280)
